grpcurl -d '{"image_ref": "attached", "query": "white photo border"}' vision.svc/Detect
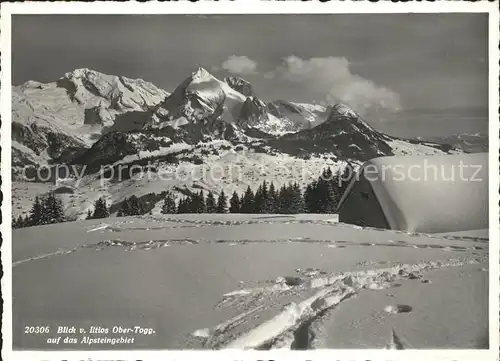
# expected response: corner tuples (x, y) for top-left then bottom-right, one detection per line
(1, 2), (499, 361)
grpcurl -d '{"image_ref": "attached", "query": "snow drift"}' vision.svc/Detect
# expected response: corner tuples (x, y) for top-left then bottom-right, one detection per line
(338, 152), (489, 233)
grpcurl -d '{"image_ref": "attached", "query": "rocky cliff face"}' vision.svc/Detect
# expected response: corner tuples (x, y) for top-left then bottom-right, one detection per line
(224, 76), (256, 97)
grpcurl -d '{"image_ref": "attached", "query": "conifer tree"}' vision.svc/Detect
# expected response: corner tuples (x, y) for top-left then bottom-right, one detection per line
(177, 197), (188, 214)
(29, 195), (43, 226)
(53, 193), (66, 223)
(277, 185), (289, 214)
(186, 194), (197, 213)
(92, 197), (110, 219)
(324, 167), (339, 213)
(118, 198), (130, 217)
(268, 182), (278, 214)
(161, 192), (177, 214)
(216, 190), (228, 213)
(260, 180), (274, 213)
(313, 167), (335, 213)
(302, 165), (353, 214)
(198, 191), (206, 213)
(333, 166), (352, 207)
(229, 191), (240, 213)
(289, 182), (305, 214)
(40, 193), (65, 224)
(128, 195), (143, 216)
(304, 182), (317, 213)
(183, 197), (190, 214)
(14, 215), (29, 229)
(206, 191), (217, 213)
(240, 186), (255, 213)
(253, 184), (263, 213)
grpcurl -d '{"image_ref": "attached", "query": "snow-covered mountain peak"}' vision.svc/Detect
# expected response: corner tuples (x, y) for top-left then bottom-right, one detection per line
(151, 67), (252, 129)
(190, 67), (216, 83)
(12, 69), (169, 165)
(329, 103), (358, 118)
(64, 68), (100, 79)
(55, 68), (169, 108)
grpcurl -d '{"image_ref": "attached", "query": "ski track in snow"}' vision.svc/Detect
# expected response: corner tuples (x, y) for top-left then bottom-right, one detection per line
(84, 215), (489, 244)
(86, 223), (110, 232)
(190, 256), (487, 350)
(12, 247), (80, 267)
(80, 236), (485, 253)
(13, 216), (487, 265)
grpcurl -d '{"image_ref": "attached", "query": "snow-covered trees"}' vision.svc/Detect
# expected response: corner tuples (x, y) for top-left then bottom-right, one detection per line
(175, 190), (228, 214)
(216, 190), (228, 213)
(171, 182), (302, 215)
(240, 186), (255, 213)
(229, 191), (240, 213)
(14, 166), (353, 227)
(205, 191), (217, 213)
(29, 195), (43, 225)
(174, 167), (351, 215)
(12, 214), (30, 229)
(161, 192), (177, 214)
(15, 193), (67, 228)
(39, 192), (66, 225)
(177, 198), (189, 214)
(87, 197), (110, 219)
(305, 166), (352, 213)
(128, 196), (144, 216)
(117, 195), (145, 216)
(275, 182), (304, 214)
(15, 165), (353, 226)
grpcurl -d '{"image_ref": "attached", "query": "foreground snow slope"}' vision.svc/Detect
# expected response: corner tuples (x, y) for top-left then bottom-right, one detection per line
(12, 215), (488, 350)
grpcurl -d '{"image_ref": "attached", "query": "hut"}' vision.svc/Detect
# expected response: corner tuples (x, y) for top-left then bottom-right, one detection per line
(336, 153), (489, 234)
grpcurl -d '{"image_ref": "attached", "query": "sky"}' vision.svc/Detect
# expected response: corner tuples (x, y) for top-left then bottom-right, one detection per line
(12, 14), (488, 137)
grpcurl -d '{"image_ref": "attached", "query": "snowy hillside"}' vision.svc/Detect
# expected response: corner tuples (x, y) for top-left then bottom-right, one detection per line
(266, 100), (331, 130)
(12, 141), (352, 220)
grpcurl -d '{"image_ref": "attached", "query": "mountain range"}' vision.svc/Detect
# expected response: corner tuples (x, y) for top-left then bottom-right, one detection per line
(418, 133), (488, 153)
(12, 67), (463, 219)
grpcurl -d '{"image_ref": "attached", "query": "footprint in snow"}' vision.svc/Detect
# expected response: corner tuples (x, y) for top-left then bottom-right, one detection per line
(384, 304), (413, 314)
(283, 276), (303, 286)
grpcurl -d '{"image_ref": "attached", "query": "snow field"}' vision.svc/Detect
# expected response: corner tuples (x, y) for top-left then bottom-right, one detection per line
(12, 215), (488, 350)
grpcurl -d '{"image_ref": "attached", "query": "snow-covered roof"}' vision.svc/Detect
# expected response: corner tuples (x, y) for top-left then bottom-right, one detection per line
(339, 153), (489, 233)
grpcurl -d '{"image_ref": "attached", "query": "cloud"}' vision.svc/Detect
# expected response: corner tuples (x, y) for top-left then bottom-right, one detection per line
(265, 56), (401, 116)
(221, 55), (258, 75)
